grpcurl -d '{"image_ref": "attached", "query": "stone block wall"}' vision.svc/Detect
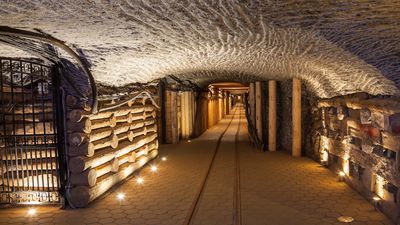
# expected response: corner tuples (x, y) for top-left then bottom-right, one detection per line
(311, 96), (400, 222)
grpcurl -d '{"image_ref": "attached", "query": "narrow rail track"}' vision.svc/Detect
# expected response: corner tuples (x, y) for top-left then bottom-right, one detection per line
(183, 106), (243, 225)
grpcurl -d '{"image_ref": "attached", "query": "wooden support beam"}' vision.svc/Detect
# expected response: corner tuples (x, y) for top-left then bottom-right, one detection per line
(268, 80), (277, 152)
(255, 81), (263, 141)
(292, 78), (302, 157)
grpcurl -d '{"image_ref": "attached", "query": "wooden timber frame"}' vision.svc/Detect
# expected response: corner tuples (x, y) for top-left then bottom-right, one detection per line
(65, 90), (160, 208)
(0, 57), (67, 205)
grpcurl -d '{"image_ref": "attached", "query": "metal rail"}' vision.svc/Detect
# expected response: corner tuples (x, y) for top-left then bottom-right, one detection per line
(183, 107), (242, 225)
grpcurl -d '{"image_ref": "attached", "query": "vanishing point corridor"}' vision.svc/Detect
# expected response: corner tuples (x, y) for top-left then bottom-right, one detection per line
(0, 107), (392, 225)
(1, 1), (400, 224)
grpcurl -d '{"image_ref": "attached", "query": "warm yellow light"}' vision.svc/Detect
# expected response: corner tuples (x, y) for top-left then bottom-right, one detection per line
(188, 140), (191, 143)
(151, 165), (158, 172)
(161, 157), (167, 161)
(136, 177), (144, 184)
(321, 150), (329, 162)
(375, 175), (386, 199)
(117, 193), (125, 200)
(343, 159), (349, 175)
(373, 196), (381, 202)
(27, 208), (37, 216)
(339, 171), (346, 177)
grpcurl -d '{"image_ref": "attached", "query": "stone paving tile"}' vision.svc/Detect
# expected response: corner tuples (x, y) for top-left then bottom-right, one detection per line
(0, 109), (394, 225)
(237, 115), (393, 225)
(192, 111), (241, 225)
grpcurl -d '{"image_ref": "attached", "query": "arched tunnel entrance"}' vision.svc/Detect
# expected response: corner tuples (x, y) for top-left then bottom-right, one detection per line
(0, 1), (400, 224)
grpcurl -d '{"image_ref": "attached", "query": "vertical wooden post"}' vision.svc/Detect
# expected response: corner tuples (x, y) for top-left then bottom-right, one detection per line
(171, 91), (179, 144)
(248, 83), (255, 127)
(255, 81), (263, 141)
(268, 80), (277, 152)
(188, 92), (193, 138)
(292, 78), (302, 157)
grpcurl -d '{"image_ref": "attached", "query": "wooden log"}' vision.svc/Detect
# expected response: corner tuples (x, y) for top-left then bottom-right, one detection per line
(89, 105), (153, 120)
(68, 133), (89, 147)
(65, 149), (158, 208)
(69, 134), (157, 173)
(68, 109), (89, 123)
(92, 133), (119, 150)
(91, 114), (117, 130)
(268, 80), (277, 152)
(255, 82), (263, 141)
(292, 78), (302, 157)
(116, 130), (134, 142)
(116, 113), (133, 124)
(144, 118), (156, 126)
(89, 127), (113, 143)
(1, 92), (52, 104)
(4, 113), (54, 123)
(3, 103), (53, 114)
(66, 95), (79, 107)
(67, 117), (92, 133)
(128, 151), (137, 163)
(0, 173), (58, 188)
(70, 168), (97, 187)
(67, 185), (90, 208)
(1, 122), (54, 135)
(0, 149), (57, 160)
(130, 120), (145, 130)
(88, 120), (147, 143)
(87, 149), (158, 203)
(110, 158), (119, 173)
(382, 132), (400, 152)
(68, 140), (95, 157)
(2, 161), (57, 174)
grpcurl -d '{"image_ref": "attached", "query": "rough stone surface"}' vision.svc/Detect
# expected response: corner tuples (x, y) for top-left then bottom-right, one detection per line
(0, 1), (399, 97)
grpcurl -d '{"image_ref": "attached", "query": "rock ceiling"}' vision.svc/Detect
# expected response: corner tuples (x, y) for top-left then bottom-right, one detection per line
(0, 0), (400, 97)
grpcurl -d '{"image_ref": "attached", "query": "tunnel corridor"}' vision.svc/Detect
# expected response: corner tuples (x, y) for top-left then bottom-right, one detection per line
(1, 1), (400, 225)
(0, 106), (393, 225)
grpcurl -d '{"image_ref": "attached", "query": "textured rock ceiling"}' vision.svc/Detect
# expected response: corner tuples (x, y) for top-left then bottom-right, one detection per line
(0, 0), (400, 97)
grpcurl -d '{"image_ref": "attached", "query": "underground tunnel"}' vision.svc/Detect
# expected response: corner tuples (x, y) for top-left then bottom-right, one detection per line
(0, 1), (400, 225)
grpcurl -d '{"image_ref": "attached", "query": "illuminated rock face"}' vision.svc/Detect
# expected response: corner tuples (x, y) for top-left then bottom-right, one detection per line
(0, 1), (400, 97)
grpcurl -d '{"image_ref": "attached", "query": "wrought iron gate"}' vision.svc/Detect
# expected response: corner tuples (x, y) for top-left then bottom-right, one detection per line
(0, 58), (64, 204)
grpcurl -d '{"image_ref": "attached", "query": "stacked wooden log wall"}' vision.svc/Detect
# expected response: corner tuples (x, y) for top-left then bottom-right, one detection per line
(314, 96), (400, 222)
(65, 95), (158, 207)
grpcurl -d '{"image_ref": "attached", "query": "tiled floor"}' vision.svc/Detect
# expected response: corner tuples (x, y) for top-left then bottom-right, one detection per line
(0, 109), (393, 225)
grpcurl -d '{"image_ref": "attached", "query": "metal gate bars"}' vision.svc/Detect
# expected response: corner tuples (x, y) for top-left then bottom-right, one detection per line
(0, 57), (64, 205)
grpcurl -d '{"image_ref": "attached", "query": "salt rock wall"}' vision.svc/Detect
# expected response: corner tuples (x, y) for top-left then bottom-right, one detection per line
(1, 1), (400, 98)
(310, 95), (400, 222)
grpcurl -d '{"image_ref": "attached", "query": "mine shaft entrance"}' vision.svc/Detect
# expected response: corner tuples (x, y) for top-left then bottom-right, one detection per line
(0, 57), (66, 205)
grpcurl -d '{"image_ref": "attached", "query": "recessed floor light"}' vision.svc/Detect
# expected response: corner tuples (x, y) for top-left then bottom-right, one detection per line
(337, 216), (354, 223)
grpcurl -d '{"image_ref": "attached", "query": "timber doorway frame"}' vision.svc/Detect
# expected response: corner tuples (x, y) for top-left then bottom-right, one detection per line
(0, 57), (66, 205)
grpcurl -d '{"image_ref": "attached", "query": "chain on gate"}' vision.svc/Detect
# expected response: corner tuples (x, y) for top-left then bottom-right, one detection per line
(0, 58), (64, 204)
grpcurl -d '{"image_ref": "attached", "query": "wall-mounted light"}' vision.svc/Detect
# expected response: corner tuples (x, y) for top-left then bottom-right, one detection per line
(320, 149), (329, 166)
(343, 159), (349, 176)
(372, 196), (381, 210)
(188, 140), (191, 143)
(161, 156), (167, 161)
(338, 171), (346, 182)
